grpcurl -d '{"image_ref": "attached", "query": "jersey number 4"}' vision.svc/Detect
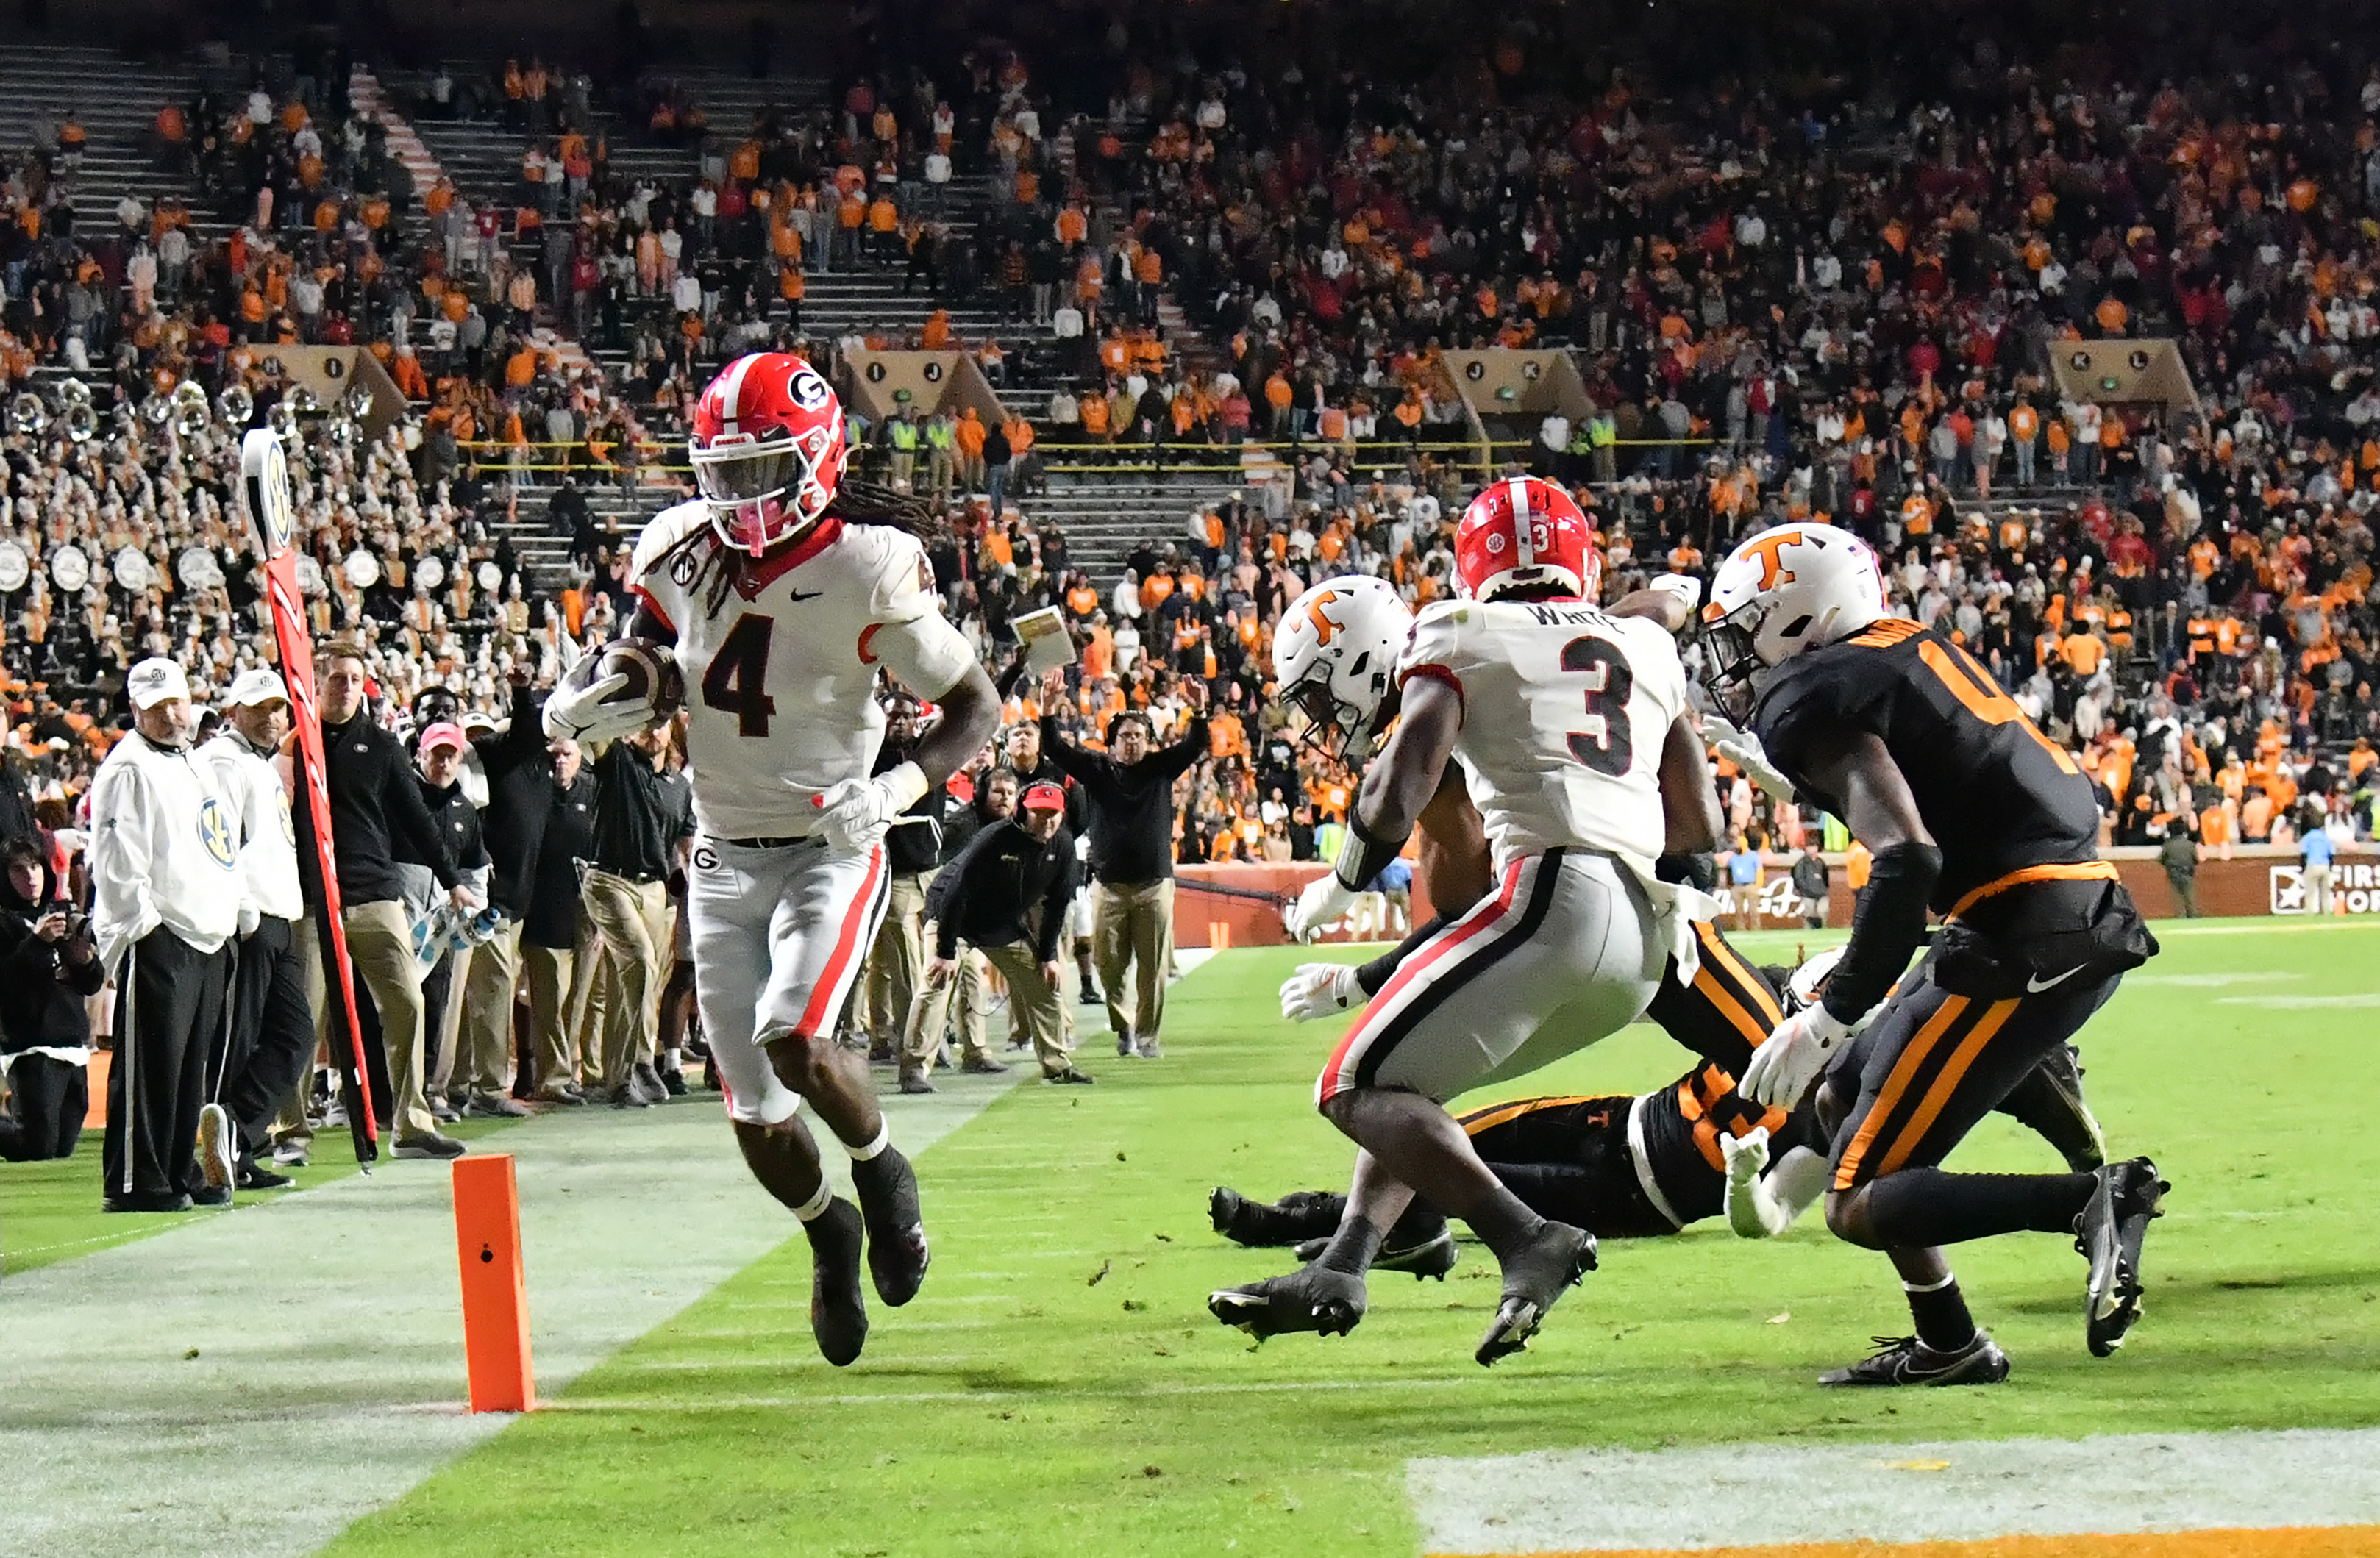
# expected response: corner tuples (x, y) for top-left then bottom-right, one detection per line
(702, 612), (778, 737)
(1560, 636), (1633, 776)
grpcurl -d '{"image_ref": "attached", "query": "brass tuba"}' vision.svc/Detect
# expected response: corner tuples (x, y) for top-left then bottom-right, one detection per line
(7, 390), (45, 435)
(171, 379), (210, 439)
(58, 378), (96, 443)
(218, 382), (254, 429)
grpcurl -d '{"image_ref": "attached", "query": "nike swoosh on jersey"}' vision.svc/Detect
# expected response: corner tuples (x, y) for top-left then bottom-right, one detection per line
(2026, 965), (2087, 993)
(783, 589), (824, 602)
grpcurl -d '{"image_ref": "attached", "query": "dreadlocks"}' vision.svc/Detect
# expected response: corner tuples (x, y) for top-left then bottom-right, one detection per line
(653, 479), (950, 621)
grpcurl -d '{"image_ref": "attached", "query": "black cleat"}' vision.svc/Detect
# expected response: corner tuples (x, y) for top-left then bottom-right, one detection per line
(1208, 1187), (1347, 1247)
(804, 1197), (870, 1366)
(1207, 1262), (1368, 1340)
(1475, 1221), (1595, 1366)
(2078, 1156), (2165, 1357)
(1820, 1331), (2009, 1387)
(851, 1147), (930, 1307)
(1294, 1226), (1458, 1280)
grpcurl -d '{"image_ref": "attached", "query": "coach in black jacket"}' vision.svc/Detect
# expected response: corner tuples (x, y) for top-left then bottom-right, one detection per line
(1040, 678), (1208, 1058)
(922, 782), (1089, 1084)
(459, 671), (563, 1107)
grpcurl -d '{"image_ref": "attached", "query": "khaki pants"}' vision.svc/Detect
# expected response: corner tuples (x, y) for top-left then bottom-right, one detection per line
(457, 919), (523, 1096)
(865, 873), (927, 1054)
(341, 898), (440, 1140)
(1094, 879), (1175, 1043)
(567, 906), (607, 1076)
(980, 940), (1075, 1077)
(524, 942), (582, 1095)
(901, 932), (986, 1076)
(584, 870), (671, 1088)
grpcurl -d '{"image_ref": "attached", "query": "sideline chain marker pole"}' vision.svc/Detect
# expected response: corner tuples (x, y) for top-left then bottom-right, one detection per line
(452, 1154), (535, 1412)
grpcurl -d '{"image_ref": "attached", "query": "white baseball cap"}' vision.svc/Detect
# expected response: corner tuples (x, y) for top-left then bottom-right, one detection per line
(227, 668), (291, 707)
(127, 657), (190, 710)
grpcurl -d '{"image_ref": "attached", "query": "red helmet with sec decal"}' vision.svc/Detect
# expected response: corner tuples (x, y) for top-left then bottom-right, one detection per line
(688, 352), (849, 555)
(1453, 475), (1601, 603)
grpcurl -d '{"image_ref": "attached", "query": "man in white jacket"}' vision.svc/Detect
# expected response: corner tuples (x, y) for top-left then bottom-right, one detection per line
(90, 659), (249, 1212)
(197, 668), (312, 1188)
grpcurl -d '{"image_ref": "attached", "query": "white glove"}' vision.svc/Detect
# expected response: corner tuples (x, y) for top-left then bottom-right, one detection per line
(1720, 1123), (1770, 1187)
(541, 671), (652, 745)
(1739, 1001), (1852, 1109)
(1650, 572), (1704, 613)
(809, 761), (929, 854)
(1701, 712), (1796, 801)
(1280, 962), (1364, 1022)
(1282, 871), (1358, 942)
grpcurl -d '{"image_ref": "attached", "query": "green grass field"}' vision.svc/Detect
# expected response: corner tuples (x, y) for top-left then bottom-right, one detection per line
(279, 918), (2380, 1558)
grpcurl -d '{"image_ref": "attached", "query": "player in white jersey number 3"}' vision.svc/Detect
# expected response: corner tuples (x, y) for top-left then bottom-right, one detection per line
(544, 353), (1000, 1365)
(1209, 476), (1722, 1365)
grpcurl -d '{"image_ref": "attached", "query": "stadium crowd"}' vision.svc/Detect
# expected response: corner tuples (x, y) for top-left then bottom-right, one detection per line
(3, 9), (2379, 1180)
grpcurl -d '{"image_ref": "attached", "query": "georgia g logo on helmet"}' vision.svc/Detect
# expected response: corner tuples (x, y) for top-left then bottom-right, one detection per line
(688, 353), (851, 557)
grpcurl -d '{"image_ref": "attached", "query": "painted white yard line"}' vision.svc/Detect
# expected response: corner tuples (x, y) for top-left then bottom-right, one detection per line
(2220, 993), (2380, 1007)
(0, 1071), (1014, 1558)
(1408, 1426), (2380, 1554)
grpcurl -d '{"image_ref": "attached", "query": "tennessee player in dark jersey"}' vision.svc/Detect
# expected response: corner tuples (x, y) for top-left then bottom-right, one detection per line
(1704, 522), (2164, 1387)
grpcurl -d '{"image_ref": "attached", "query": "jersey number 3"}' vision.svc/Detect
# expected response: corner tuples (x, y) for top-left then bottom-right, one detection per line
(1560, 636), (1633, 776)
(702, 612), (777, 737)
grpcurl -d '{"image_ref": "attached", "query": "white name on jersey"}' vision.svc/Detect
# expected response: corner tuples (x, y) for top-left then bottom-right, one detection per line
(1399, 598), (1688, 873)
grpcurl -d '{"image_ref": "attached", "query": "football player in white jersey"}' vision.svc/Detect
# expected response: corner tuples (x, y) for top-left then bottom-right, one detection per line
(544, 353), (1001, 1366)
(1208, 477), (1723, 1366)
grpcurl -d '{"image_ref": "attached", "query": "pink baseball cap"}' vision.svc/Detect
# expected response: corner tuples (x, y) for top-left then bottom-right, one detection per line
(416, 721), (468, 755)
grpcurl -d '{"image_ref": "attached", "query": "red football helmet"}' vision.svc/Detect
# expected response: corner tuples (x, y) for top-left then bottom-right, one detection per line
(1453, 476), (1601, 602)
(688, 352), (849, 554)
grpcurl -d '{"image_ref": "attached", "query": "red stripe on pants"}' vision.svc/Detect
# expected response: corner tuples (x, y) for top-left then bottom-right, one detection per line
(1319, 857), (1525, 1097)
(795, 846), (886, 1037)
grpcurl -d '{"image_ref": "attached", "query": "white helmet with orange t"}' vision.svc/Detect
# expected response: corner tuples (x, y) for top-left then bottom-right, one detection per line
(1700, 522), (1890, 712)
(1273, 574), (1412, 761)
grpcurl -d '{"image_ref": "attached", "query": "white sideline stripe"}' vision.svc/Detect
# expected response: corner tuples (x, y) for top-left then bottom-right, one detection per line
(2153, 919), (2380, 935)
(2220, 993), (2380, 1007)
(1408, 1426), (2380, 1554)
(0, 1073), (1015, 1558)
(2125, 971), (2303, 986)
(546, 1374), (1490, 1411)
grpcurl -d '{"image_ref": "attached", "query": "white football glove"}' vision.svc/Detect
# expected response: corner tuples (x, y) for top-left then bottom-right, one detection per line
(1280, 962), (1364, 1022)
(1720, 1123), (1771, 1187)
(1282, 872), (1358, 942)
(808, 761), (930, 854)
(541, 671), (651, 746)
(1701, 712), (1796, 802)
(1650, 572), (1704, 614)
(1739, 1001), (1852, 1109)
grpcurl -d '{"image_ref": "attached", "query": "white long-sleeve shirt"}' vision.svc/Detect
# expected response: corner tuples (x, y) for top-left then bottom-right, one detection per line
(198, 730), (304, 929)
(88, 731), (246, 974)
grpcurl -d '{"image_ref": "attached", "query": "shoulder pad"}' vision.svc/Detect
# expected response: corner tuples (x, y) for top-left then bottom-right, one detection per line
(630, 500), (713, 582)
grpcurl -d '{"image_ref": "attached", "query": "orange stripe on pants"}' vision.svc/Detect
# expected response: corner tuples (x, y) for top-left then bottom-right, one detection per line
(1834, 994), (1969, 1192)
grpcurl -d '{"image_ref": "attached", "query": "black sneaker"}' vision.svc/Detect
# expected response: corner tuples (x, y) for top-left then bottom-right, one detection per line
(960, 1055), (1011, 1075)
(1820, 1331), (2010, 1387)
(465, 1092), (530, 1118)
(1476, 1221), (1597, 1367)
(656, 1065), (689, 1097)
(1044, 1067), (1096, 1084)
(1115, 1029), (1136, 1057)
(1079, 985), (1103, 1007)
(1208, 1262), (1368, 1340)
(852, 1146), (930, 1307)
(393, 1133), (468, 1160)
(633, 1062), (671, 1105)
(805, 1196), (870, 1366)
(609, 1083), (653, 1109)
(103, 1191), (194, 1214)
(1208, 1187), (1347, 1247)
(190, 1185), (233, 1208)
(270, 1142), (310, 1168)
(1296, 1225), (1458, 1281)
(235, 1159), (295, 1191)
(897, 1071), (936, 1095)
(2078, 1156), (2166, 1357)
(1133, 1036), (1164, 1059)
